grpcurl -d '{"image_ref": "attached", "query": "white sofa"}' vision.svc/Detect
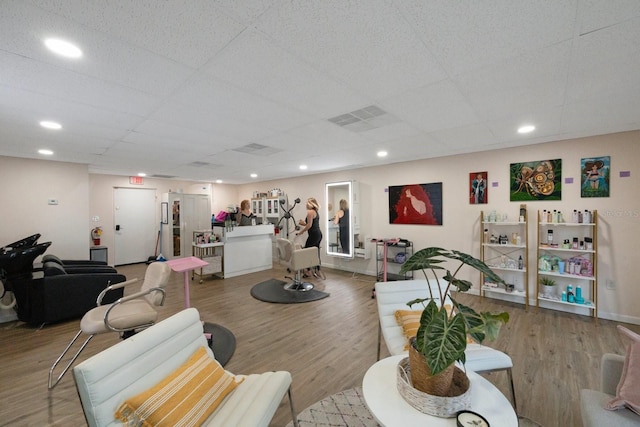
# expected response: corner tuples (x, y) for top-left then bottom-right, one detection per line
(375, 280), (517, 410)
(73, 308), (298, 427)
(580, 353), (639, 427)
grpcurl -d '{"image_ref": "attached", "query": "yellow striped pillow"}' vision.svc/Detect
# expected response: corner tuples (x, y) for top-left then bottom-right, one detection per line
(115, 346), (242, 427)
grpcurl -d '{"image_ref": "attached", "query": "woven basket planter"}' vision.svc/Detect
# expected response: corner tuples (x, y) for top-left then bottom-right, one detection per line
(408, 342), (455, 395)
(397, 357), (471, 418)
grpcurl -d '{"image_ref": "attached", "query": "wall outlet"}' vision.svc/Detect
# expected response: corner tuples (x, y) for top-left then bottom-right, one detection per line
(48, 199), (58, 205)
(606, 279), (616, 290)
(92, 216), (100, 222)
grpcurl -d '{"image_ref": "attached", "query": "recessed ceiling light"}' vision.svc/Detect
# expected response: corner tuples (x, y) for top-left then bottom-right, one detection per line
(38, 149), (54, 156)
(250, 173), (257, 178)
(137, 173), (146, 177)
(377, 150), (388, 157)
(40, 120), (62, 130)
(517, 125), (535, 134)
(216, 179), (223, 184)
(44, 38), (83, 58)
(299, 165), (308, 170)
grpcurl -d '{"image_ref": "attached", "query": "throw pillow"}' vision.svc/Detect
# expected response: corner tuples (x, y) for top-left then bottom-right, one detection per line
(605, 325), (640, 415)
(115, 346), (242, 426)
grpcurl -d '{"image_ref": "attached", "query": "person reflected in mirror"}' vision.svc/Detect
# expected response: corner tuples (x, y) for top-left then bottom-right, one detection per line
(238, 199), (256, 226)
(297, 197), (323, 277)
(333, 199), (350, 255)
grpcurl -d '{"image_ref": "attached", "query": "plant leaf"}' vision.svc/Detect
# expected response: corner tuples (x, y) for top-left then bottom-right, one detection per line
(415, 300), (439, 350)
(451, 299), (486, 343)
(399, 247), (448, 274)
(480, 312), (510, 341)
(423, 311), (467, 375)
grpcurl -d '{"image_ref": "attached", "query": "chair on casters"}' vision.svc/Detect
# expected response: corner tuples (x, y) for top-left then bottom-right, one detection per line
(48, 262), (172, 389)
(374, 280), (518, 413)
(277, 238), (320, 291)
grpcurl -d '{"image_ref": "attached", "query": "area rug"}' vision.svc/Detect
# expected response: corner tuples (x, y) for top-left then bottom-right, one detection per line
(284, 387), (543, 427)
(203, 322), (235, 367)
(285, 387), (378, 427)
(250, 279), (329, 304)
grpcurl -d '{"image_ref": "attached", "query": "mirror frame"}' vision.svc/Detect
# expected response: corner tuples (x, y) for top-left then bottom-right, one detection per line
(325, 180), (354, 258)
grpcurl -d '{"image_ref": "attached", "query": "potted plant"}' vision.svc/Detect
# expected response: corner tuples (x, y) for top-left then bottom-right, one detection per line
(398, 247), (510, 396)
(540, 276), (556, 298)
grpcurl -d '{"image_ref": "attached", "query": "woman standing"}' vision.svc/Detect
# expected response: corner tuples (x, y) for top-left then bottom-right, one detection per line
(333, 199), (350, 254)
(297, 197), (322, 276)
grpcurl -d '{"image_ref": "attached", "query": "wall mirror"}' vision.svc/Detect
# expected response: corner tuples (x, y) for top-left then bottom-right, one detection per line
(325, 181), (354, 258)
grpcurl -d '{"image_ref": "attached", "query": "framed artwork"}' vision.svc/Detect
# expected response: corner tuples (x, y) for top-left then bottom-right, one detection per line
(469, 171), (488, 204)
(581, 156), (610, 198)
(389, 183), (442, 225)
(510, 159), (562, 201)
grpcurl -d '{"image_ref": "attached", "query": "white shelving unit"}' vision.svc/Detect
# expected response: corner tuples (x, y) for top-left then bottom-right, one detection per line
(480, 207), (529, 309)
(536, 210), (598, 322)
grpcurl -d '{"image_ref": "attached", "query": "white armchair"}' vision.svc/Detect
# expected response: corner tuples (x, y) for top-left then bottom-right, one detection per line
(277, 238), (320, 291)
(374, 280), (517, 412)
(73, 308), (299, 427)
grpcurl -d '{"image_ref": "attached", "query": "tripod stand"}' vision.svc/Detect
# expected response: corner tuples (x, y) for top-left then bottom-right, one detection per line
(276, 196), (300, 239)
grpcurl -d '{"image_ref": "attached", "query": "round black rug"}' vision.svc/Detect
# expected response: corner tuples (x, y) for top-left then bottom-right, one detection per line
(250, 279), (330, 304)
(203, 322), (235, 367)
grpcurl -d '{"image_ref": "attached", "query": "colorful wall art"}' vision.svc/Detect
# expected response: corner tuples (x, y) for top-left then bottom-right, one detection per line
(581, 156), (610, 198)
(510, 159), (562, 201)
(389, 183), (442, 225)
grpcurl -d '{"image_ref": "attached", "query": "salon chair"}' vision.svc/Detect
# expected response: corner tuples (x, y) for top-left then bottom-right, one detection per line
(42, 254), (108, 267)
(49, 262), (171, 389)
(277, 238), (319, 291)
(11, 258), (126, 326)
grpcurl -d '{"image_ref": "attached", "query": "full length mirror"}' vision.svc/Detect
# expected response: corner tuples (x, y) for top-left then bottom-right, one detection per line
(325, 181), (353, 258)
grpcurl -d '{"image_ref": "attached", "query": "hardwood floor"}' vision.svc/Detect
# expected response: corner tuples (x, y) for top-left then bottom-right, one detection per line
(0, 262), (636, 427)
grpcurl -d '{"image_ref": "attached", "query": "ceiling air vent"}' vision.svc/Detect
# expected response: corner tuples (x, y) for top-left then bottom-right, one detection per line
(232, 143), (282, 156)
(328, 105), (399, 132)
(151, 174), (177, 179)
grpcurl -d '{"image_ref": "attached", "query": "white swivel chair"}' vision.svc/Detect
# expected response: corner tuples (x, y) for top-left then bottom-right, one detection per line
(375, 280), (517, 412)
(277, 238), (320, 291)
(48, 262), (172, 389)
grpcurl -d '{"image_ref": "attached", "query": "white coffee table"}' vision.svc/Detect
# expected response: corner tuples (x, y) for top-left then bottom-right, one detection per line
(362, 355), (517, 426)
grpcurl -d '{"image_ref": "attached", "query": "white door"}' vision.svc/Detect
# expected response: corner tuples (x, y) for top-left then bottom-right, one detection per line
(114, 188), (157, 265)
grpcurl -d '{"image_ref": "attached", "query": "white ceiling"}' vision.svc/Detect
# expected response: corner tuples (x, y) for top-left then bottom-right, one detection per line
(1, 0), (639, 184)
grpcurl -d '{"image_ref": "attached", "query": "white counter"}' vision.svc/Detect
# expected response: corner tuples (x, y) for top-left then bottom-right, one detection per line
(214, 224), (274, 278)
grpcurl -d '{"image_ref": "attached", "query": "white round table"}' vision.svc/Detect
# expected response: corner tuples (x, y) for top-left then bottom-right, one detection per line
(362, 355), (517, 426)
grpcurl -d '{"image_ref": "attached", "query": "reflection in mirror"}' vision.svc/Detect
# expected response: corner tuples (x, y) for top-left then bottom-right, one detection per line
(325, 181), (353, 258)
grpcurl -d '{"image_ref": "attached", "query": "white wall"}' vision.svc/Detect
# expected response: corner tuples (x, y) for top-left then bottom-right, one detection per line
(0, 157), (89, 258)
(238, 131), (640, 324)
(1, 131), (638, 324)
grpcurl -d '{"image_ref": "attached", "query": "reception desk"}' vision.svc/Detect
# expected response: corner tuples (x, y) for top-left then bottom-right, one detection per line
(214, 224), (274, 278)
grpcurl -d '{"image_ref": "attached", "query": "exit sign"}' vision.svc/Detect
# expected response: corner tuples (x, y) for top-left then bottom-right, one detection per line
(129, 176), (144, 185)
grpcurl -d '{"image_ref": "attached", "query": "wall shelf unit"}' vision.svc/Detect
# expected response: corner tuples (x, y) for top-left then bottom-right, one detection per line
(480, 207), (529, 309)
(535, 210), (598, 322)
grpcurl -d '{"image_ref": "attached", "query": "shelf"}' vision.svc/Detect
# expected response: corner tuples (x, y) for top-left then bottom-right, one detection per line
(483, 243), (526, 249)
(482, 286), (526, 297)
(482, 221), (526, 226)
(539, 222), (595, 227)
(538, 246), (595, 254)
(487, 266), (526, 273)
(480, 207), (529, 309)
(538, 271), (595, 281)
(537, 295), (595, 310)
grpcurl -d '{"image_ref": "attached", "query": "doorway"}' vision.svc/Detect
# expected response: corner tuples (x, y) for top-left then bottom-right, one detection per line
(114, 188), (157, 265)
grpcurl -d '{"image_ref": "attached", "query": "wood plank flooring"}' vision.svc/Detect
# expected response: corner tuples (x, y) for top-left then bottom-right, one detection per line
(0, 262), (636, 426)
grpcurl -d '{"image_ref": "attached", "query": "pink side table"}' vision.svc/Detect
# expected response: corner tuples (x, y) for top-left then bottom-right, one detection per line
(166, 256), (208, 308)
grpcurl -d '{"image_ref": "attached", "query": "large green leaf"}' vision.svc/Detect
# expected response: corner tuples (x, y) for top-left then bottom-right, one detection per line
(480, 311), (510, 341)
(418, 310), (467, 375)
(415, 300), (439, 351)
(451, 299), (486, 343)
(399, 247), (448, 274)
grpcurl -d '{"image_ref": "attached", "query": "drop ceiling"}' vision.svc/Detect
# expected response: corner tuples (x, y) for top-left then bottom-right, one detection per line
(1, 1), (639, 184)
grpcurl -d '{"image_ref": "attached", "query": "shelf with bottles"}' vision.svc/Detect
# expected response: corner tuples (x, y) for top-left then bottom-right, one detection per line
(536, 209), (598, 321)
(480, 205), (529, 309)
